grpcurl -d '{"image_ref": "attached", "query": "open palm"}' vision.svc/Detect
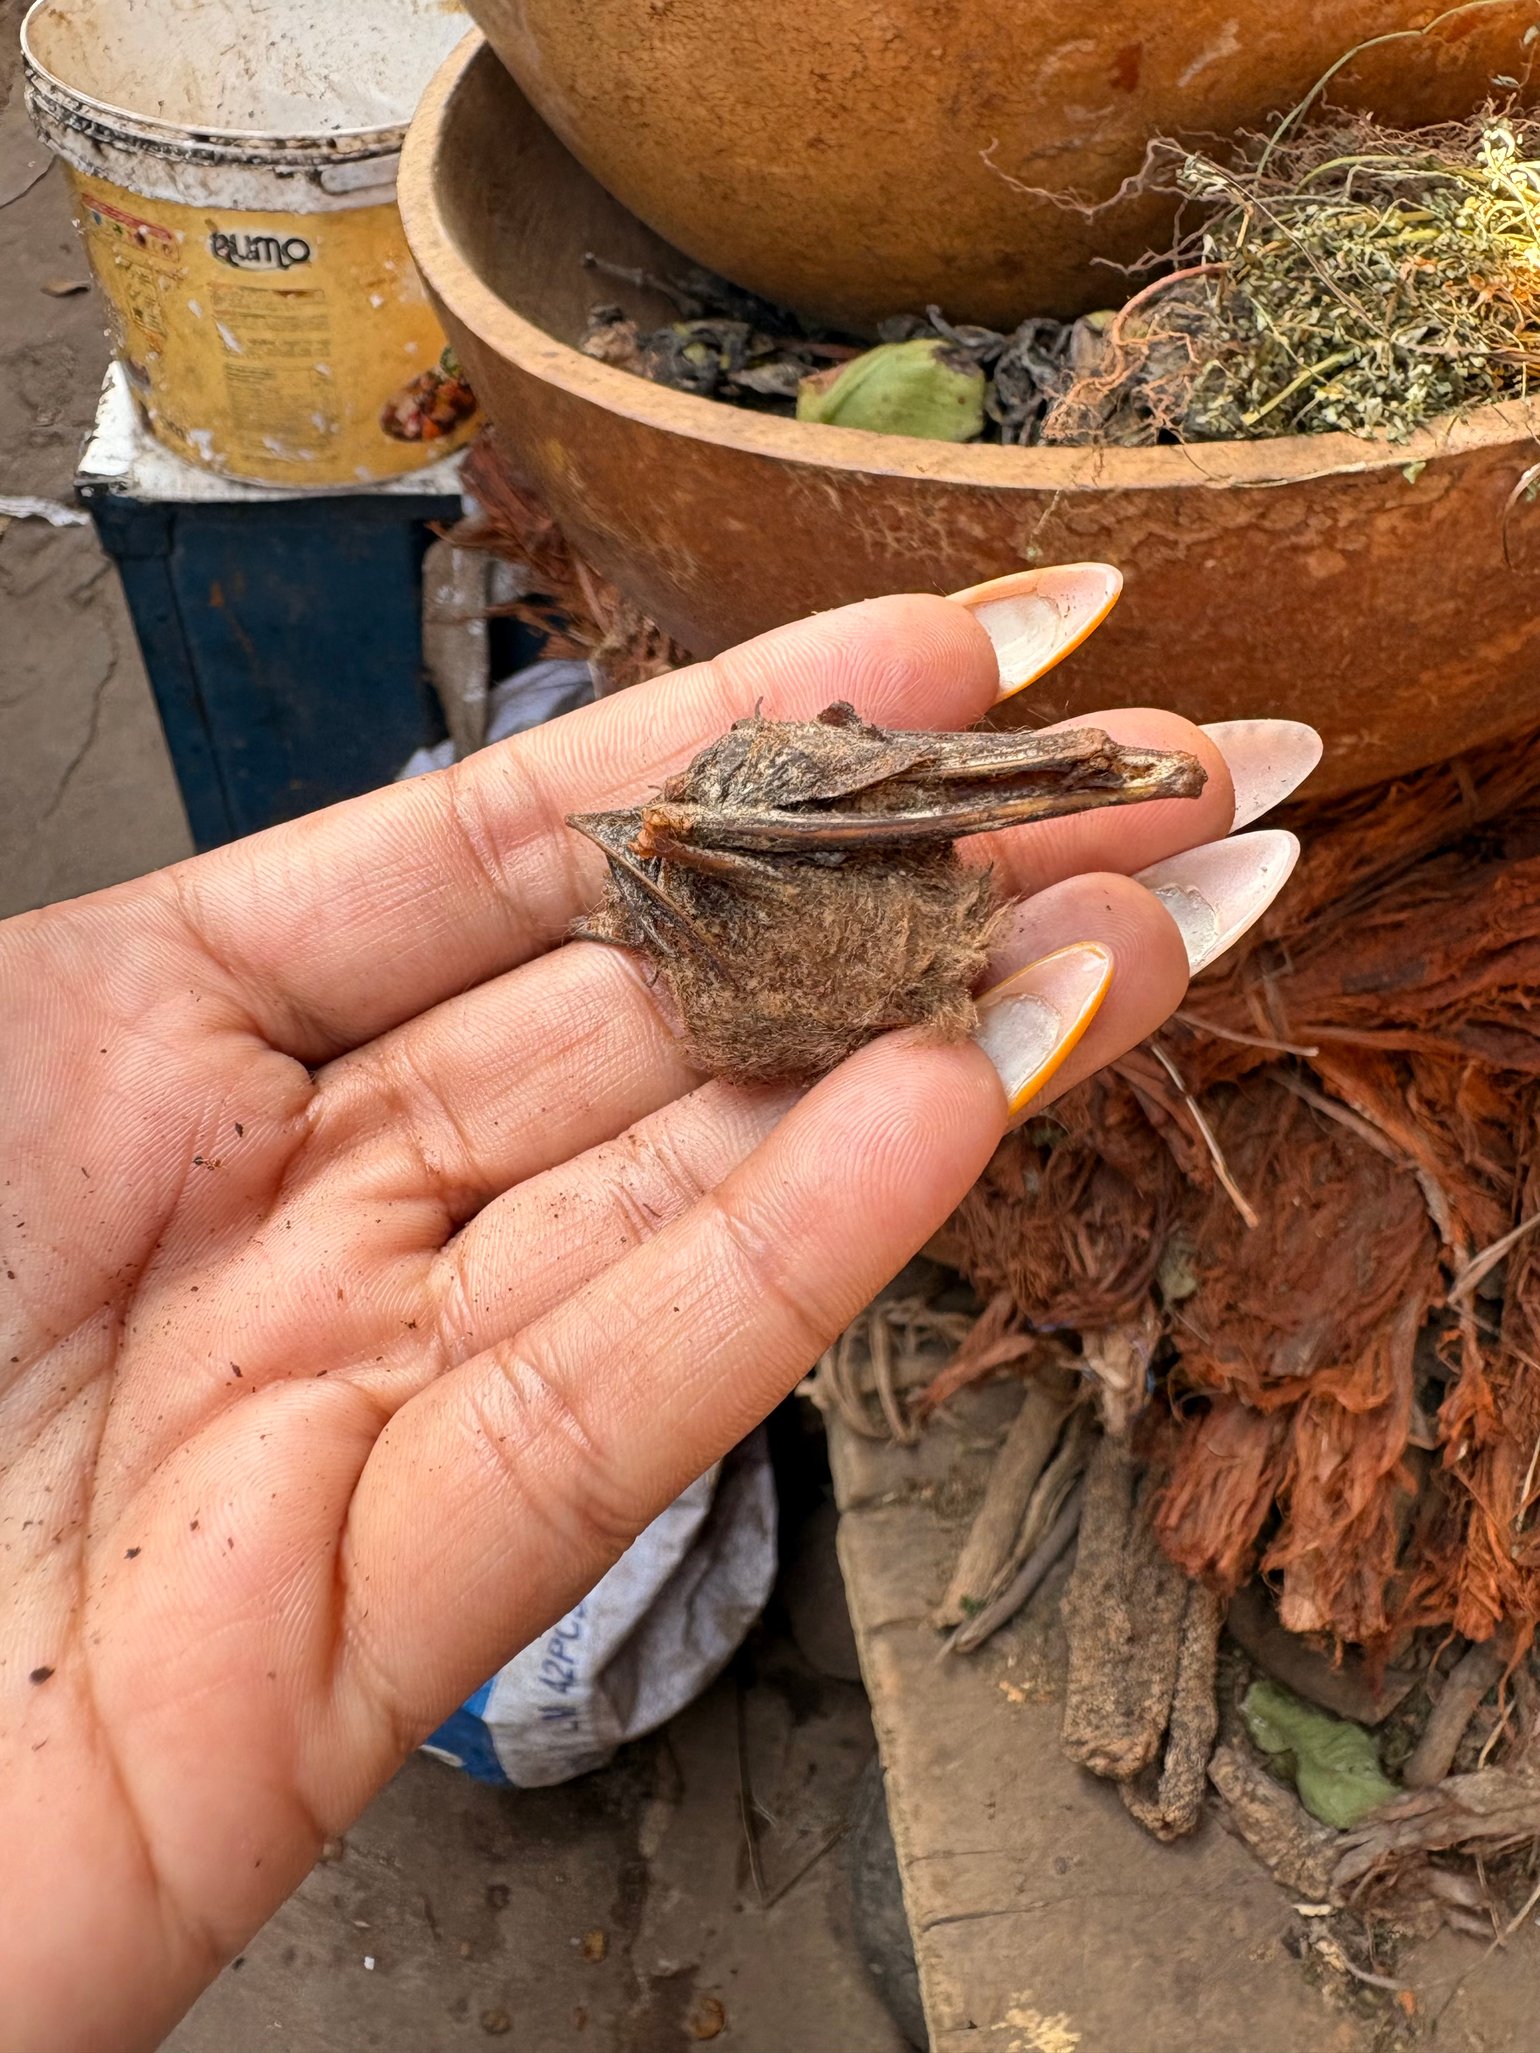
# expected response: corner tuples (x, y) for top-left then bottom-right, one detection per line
(1, 595), (1238, 2052)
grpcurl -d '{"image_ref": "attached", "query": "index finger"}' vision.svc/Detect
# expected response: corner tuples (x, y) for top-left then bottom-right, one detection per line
(163, 595), (1001, 1061)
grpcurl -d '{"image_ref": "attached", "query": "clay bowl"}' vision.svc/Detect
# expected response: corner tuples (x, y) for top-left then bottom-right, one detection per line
(461, 0), (1536, 328)
(401, 34), (1540, 801)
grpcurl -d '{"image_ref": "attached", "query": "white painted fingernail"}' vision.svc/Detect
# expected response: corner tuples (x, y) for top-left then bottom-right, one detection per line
(1202, 718), (1323, 829)
(949, 565), (1122, 699)
(973, 943), (1114, 1115)
(1137, 830), (1300, 975)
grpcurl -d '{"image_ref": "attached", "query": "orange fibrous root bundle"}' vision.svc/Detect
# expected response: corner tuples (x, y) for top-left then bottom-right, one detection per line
(940, 732), (1540, 1652)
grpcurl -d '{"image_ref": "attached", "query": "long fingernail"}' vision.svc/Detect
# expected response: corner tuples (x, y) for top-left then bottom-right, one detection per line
(1202, 718), (1323, 829)
(949, 565), (1122, 700)
(1137, 830), (1300, 975)
(973, 943), (1114, 1115)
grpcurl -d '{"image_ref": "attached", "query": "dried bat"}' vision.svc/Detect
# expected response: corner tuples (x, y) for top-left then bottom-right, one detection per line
(569, 701), (1205, 1084)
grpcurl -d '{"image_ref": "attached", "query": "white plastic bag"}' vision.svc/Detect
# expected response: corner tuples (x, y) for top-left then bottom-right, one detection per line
(396, 657), (595, 780)
(422, 1435), (776, 1786)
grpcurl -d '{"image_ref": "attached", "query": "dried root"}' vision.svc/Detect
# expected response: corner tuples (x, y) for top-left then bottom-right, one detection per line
(1402, 1641), (1510, 1790)
(944, 1409), (1094, 1656)
(1118, 1579), (1224, 1842)
(1208, 1745), (1341, 1901)
(1060, 1435), (1219, 1837)
(934, 1370), (1079, 1630)
(943, 722), (1540, 1654)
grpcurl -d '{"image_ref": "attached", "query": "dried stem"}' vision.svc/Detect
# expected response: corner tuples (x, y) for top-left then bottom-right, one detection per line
(934, 1371), (1078, 1628)
(1404, 1641), (1509, 1788)
(945, 1483), (1085, 1656)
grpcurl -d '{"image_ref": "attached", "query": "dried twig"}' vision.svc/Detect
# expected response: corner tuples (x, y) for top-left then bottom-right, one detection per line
(824, 1327), (888, 1441)
(867, 1302), (915, 1447)
(1174, 1011), (1320, 1058)
(945, 1413), (1095, 1654)
(1405, 1642), (1509, 1788)
(934, 1371), (1078, 1627)
(1270, 1068), (1400, 1163)
(1149, 1043), (1259, 1229)
(757, 1814), (855, 1911)
(735, 1680), (768, 1906)
(944, 1482), (1085, 1657)
(1449, 1213), (1540, 1303)
(1335, 1768), (1540, 1894)
(1310, 1934), (1411, 1995)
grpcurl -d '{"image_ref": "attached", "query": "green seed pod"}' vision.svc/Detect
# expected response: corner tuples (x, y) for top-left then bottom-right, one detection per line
(796, 338), (985, 442)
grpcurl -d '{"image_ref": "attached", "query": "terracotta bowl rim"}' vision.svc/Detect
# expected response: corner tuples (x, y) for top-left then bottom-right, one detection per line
(402, 29), (1540, 491)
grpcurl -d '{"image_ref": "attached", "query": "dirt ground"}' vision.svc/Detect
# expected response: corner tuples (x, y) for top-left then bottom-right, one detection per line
(164, 1497), (909, 2053)
(0, 25), (910, 2049)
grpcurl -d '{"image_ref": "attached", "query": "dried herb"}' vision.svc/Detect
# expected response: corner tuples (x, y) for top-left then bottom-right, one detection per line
(1046, 111), (1540, 446)
(569, 704), (1204, 1084)
(580, 286), (1088, 446)
(584, 104), (1540, 450)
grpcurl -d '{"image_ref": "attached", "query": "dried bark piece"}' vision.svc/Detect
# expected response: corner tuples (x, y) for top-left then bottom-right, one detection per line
(1333, 1767), (1540, 1895)
(1061, 1434), (1192, 1782)
(946, 1481), (1085, 1656)
(1208, 1745), (1342, 1901)
(947, 1410), (1095, 1655)
(570, 704), (1204, 1084)
(1225, 1582), (1416, 1727)
(1156, 1399), (1287, 1595)
(1119, 1582), (1224, 1841)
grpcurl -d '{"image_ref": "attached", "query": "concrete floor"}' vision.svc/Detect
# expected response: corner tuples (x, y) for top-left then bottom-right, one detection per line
(0, 12), (194, 917)
(0, 30), (908, 2048)
(166, 1531), (907, 2053)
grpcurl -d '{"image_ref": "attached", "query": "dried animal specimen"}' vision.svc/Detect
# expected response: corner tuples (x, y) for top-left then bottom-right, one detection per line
(570, 703), (1204, 1083)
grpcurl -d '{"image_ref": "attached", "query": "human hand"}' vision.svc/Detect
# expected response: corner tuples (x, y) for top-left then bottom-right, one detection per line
(0, 591), (1310, 2050)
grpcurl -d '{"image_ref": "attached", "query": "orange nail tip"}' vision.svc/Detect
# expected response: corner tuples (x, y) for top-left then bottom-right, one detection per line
(949, 564), (1123, 699)
(973, 942), (1114, 1115)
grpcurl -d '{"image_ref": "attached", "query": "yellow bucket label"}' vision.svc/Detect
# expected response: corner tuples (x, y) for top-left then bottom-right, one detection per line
(69, 168), (478, 487)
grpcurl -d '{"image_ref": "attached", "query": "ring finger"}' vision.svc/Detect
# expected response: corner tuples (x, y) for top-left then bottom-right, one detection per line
(428, 870), (1194, 1358)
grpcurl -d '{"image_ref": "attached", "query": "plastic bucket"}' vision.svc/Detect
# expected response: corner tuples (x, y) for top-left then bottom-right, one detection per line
(22, 0), (480, 488)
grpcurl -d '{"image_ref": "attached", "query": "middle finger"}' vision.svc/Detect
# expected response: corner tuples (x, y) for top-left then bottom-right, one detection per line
(311, 710), (1288, 1216)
